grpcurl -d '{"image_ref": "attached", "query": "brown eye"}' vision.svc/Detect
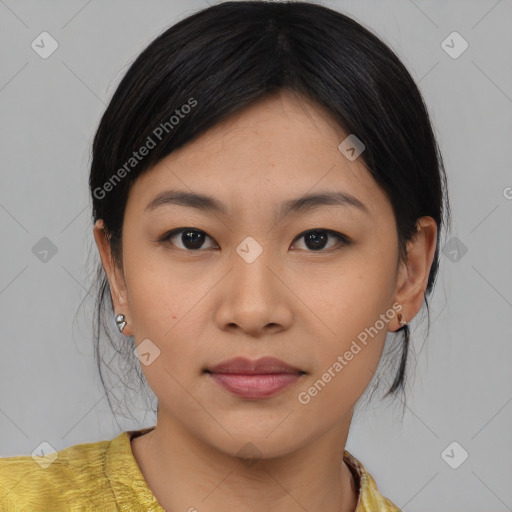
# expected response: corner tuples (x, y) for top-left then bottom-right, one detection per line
(291, 229), (350, 252)
(159, 227), (350, 253)
(160, 228), (218, 251)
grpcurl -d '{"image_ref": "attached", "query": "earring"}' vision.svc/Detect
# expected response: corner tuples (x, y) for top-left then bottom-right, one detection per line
(397, 313), (407, 327)
(115, 313), (127, 333)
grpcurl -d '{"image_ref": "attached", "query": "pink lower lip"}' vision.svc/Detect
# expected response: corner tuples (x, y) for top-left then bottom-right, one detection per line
(209, 372), (303, 399)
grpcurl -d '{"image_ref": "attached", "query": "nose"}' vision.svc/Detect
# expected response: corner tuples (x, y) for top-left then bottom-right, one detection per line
(214, 244), (293, 338)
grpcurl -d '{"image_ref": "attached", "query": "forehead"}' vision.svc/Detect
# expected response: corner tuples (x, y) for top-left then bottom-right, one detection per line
(125, 90), (388, 219)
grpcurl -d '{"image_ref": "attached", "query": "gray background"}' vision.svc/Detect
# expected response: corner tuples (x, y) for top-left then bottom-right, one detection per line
(1, 1), (511, 510)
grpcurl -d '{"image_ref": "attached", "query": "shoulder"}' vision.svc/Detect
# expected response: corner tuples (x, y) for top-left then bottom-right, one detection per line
(0, 436), (117, 512)
(343, 450), (402, 512)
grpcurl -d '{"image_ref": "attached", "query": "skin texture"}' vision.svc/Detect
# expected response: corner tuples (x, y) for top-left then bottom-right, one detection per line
(94, 89), (437, 512)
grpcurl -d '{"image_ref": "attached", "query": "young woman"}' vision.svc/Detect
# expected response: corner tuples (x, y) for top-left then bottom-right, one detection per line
(0, 1), (449, 510)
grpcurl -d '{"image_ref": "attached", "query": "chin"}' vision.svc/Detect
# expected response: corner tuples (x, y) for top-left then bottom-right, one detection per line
(202, 424), (312, 462)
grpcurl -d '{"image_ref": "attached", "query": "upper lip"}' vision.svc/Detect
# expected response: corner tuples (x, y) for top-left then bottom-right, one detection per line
(207, 356), (304, 375)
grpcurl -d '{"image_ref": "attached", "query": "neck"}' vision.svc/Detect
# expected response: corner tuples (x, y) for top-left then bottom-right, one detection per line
(131, 410), (358, 512)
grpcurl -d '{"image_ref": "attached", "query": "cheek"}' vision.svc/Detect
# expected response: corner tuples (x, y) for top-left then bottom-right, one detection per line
(296, 245), (398, 409)
(296, 301), (392, 419)
(123, 240), (199, 332)
(304, 245), (398, 342)
(121, 250), (210, 412)
(121, 245), (213, 378)
(296, 351), (380, 423)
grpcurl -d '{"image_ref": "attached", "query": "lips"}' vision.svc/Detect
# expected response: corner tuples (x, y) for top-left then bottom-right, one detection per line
(207, 356), (303, 374)
(205, 357), (305, 399)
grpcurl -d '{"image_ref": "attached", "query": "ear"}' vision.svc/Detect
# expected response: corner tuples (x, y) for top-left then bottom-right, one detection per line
(392, 216), (438, 331)
(93, 219), (134, 336)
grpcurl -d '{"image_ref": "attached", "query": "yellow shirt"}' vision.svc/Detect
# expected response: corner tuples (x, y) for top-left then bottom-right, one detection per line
(0, 427), (401, 511)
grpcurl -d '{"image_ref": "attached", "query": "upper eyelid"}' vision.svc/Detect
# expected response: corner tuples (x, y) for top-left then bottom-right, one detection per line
(160, 227), (346, 238)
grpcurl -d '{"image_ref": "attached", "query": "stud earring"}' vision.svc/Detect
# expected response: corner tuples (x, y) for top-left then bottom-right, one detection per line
(397, 312), (407, 327)
(115, 313), (127, 333)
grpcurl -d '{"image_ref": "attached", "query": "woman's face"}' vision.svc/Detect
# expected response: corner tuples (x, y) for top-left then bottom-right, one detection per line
(95, 90), (435, 458)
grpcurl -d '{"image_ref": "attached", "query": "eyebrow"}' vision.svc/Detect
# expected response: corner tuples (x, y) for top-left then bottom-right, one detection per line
(144, 189), (369, 217)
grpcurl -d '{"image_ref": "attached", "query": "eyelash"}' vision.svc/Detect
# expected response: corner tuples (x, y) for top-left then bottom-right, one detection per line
(158, 227), (351, 253)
